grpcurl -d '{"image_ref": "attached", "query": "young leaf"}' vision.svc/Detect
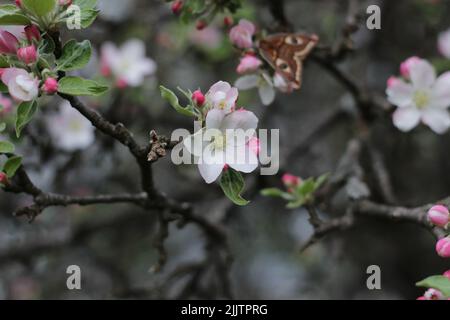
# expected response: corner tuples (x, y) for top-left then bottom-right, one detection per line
(160, 86), (196, 117)
(416, 275), (450, 298)
(0, 141), (14, 154)
(0, 4), (31, 25)
(3, 156), (22, 178)
(58, 76), (108, 96)
(261, 188), (294, 201)
(0, 123), (6, 132)
(220, 168), (249, 206)
(56, 39), (92, 71)
(15, 100), (38, 138)
(22, 0), (56, 17)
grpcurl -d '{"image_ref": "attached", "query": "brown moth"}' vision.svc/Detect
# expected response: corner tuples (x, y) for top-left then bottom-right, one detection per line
(258, 33), (319, 91)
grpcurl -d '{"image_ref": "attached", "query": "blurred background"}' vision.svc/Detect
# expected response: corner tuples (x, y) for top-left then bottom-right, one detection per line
(0, 0), (449, 299)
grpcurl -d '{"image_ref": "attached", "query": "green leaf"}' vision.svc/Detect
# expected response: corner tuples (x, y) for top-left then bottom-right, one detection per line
(3, 156), (22, 178)
(0, 4), (31, 25)
(0, 123), (6, 133)
(160, 86), (196, 117)
(261, 188), (294, 201)
(58, 76), (108, 96)
(0, 141), (14, 154)
(314, 173), (329, 190)
(0, 55), (9, 68)
(56, 39), (91, 71)
(286, 198), (306, 209)
(416, 276), (450, 298)
(22, 0), (56, 17)
(298, 178), (315, 196)
(220, 168), (249, 206)
(15, 100), (38, 138)
(70, 0), (99, 28)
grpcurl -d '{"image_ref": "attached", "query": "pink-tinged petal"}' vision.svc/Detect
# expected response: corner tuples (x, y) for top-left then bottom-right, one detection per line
(409, 59), (436, 89)
(221, 109), (258, 131)
(427, 205), (449, 227)
(438, 29), (450, 59)
(236, 55), (262, 74)
(208, 81), (231, 95)
(1, 68), (27, 85)
(205, 109), (226, 130)
(226, 143), (259, 173)
(431, 71), (450, 109)
(239, 19), (255, 35)
(198, 144), (225, 183)
(400, 56), (421, 79)
(421, 109), (450, 134)
(392, 107), (421, 132)
(436, 237), (450, 258)
(235, 75), (259, 90)
(225, 87), (239, 106)
(386, 79), (414, 108)
(443, 270), (450, 280)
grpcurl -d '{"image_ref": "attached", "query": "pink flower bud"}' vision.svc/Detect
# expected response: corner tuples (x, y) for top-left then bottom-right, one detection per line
(196, 20), (207, 31)
(0, 30), (19, 54)
(443, 270), (450, 280)
(282, 173), (302, 189)
(223, 164), (229, 171)
(416, 296), (426, 300)
(24, 25), (41, 42)
(386, 76), (401, 89)
(428, 205), (449, 228)
(116, 78), (128, 89)
(192, 89), (205, 107)
(229, 19), (255, 49)
(400, 56), (421, 79)
(15, 0), (22, 8)
(171, 0), (183, 15)
(43, 77), (58, 95)
(436, 237), (450, 258)
(236, 54), (262, 74)
(59, 0), (73, 6)
(0, 172), (8, 185)
(17, 45), (38, 64)
(223, 16), (233, 27)
(424, 288), (444, 300)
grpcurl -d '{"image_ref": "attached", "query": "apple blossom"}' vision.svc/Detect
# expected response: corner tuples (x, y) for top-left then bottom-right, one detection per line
(205, 81), (238, 113)
(0, 30), (19, 54)
(0, 172), (8, 185)
(1, 68), (39, 102)
(229, 19), (255, 49)
(46, 101), (95, 152)
(438, 28), (450, 59)
(43, 77), (59, 95)
(235, 72), (276, 106)
(236, 54), (262, 74)
(17, 45), (38, 64)
(427, 205), (449, 228)
(423, 288), (444, 300)
(386, 58), (450, 134)
(223, 16), (233, 28)
(436, 237), (450, 258)
(183, 108), (259, 184)
(443, 270), (450, 280)
(100, 39), (157, 87)
(24, 25), (40, 43)
(196, 20), (207, 31)
(171, 0), (183, 15)
(192, 90), (205, 107)
(0, 94), (13, 116)
(15, 0), (21, 8)
(282, 174), (302, 189)
(400, 56), (420, 79)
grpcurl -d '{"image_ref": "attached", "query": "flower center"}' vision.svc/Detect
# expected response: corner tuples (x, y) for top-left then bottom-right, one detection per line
(413, 90), (430, 109)
(213, 133), (226, 150)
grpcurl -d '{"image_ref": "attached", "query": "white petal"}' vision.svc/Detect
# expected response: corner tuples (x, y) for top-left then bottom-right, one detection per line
(209, 81), (231, 94)
(221, 109), (258, 131)
(410, 59), (436, 89)
(259, 83), (275, 106)
(386, 79), (414, 108)
(431, 72), (450, 109)
(227, 144), (259, 173)
(422, 109), (450, 134)
(392, 107), (421, 132)
(205, 109), (226, 129)
(235, 75), (259, 90)
(121, 39), (146, 59)
(198, 144), (225, 184)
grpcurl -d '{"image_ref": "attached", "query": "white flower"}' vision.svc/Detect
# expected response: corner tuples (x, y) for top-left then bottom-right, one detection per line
(1, 68), (39, 102)
(101, 39), (157, 87)
(235, 72), (275, 106)
(47, 101), (95, 151)
(205, 81), (238, 113)
(386, 59), (450, 134)
(184, 109), (259, 183)
(438, 28), (450, 59)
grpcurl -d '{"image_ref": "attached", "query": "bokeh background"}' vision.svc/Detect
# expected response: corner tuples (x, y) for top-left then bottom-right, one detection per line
(0, 0), (449, 299)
